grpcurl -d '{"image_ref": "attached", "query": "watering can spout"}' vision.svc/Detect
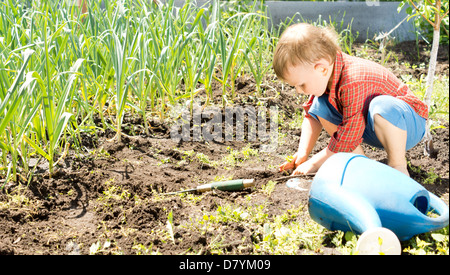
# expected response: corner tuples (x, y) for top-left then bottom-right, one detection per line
(417, 192), (449, 234)
(308, 153), (449, 243)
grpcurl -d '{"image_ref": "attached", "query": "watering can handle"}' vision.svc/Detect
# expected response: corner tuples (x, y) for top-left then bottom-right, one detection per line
(427, 192), (449, 227)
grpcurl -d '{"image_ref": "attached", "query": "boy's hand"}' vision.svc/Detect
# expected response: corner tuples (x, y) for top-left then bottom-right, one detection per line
(290, 147), (335, 175)
(291, 161), (318, 175)
(279, 152), (305, 172)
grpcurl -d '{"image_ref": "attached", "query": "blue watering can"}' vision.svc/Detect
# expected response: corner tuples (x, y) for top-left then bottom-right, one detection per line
(308, 153), (449, 254)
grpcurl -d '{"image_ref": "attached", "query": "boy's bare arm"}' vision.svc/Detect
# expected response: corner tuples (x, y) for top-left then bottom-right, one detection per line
(279, 115), (322, 172)
(296, 115), (322, 164)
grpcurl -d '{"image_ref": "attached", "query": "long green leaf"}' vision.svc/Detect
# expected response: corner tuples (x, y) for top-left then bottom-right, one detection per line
(51, 112), (74, 151)
(23, 135), (51, 161)
(55, 58), (85, 122)
(0, 50), (33, 134)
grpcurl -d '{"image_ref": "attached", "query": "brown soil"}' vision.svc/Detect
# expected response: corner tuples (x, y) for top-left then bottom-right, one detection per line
(0, 41), (448, 255)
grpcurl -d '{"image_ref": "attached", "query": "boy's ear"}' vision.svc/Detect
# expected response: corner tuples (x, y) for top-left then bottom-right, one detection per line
(314, 63), (328, 75)
(314, 59), (332, 76)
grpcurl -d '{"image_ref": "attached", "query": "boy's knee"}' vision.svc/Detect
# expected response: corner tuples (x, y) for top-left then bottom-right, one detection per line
(369, 95), (406, 131)
(369, 95), (425, 151)
(373, 113), (400, 131)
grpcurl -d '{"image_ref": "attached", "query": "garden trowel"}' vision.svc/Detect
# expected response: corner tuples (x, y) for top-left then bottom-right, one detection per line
(161, 179), (255, 195)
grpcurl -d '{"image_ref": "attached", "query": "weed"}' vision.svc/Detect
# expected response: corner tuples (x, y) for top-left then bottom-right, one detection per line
(408, 162), (443, 185)
(166, 210), (175, 244)
(423, 168), (440, 185)
(221, 144), (259, 168)
(403, 75), (449, 122)
(196, 152), (218, 168)
(132, 242), (160, 255)
(403, 226), (449, 255)
(288, 110), (304, 130)
(95, 178), (131, 214)
(261, 180), (277, 196)
(179, 193), (204, 205)
(101, 184), (131, 202)
(284, 155), (294, 163)
(89, 239), (111, 255)
(0, 189), (31, 211)
(241, 145), (259, 159)
(331, 231), (359, 255)
(88, 147), (111, 160)
(255, 218), (325, 254)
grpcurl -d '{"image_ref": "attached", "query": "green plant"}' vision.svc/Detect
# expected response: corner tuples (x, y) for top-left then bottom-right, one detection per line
(402, 75), (449, 122)
(399, 0), (449, 44)
(254, 207), (325, 254)
(261, 180), (277, 196)
(399, 0), (449, 156)
(97, 178), (131, 209)
(132, 242), (160, 255)
(0, 51), (35, 182)
(89, 239), (112, 255)
(288, 110), (304, 130)
(221, 145), (258, 168)
(423, 168), (440, 185)
(1, 0), (284, 183)
(166, 210), (175, 244)
(403, 226), (449, 255)
(300, 12), (359, 56)
(242, 35), (272, 96)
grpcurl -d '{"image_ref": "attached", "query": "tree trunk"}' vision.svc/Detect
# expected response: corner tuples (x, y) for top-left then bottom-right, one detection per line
(423, 28), (440, 157)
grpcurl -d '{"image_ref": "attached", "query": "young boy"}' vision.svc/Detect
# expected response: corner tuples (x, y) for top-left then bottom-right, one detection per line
(274, 23), (428, 176)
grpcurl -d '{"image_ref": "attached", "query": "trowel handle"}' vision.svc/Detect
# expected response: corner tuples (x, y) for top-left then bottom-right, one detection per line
(196, 179), (255, 193)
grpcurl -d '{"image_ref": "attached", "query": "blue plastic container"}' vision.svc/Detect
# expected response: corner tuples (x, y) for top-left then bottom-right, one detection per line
(308, 153), (449, 241)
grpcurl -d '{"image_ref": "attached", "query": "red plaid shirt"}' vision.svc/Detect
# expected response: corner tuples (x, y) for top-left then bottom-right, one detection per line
(303, 51), (428, 153)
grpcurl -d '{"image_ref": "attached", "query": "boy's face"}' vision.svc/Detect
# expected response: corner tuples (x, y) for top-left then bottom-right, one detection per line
(284, 60), (333, 97)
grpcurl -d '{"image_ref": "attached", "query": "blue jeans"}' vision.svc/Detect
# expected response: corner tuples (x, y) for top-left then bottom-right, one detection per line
(308, 94), (426, 150)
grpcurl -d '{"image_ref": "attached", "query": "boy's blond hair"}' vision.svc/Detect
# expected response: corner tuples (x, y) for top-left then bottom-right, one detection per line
(273, 23), (341, 81)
